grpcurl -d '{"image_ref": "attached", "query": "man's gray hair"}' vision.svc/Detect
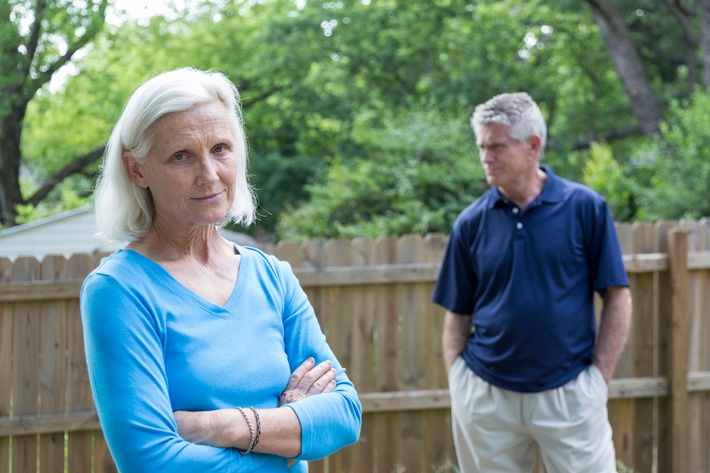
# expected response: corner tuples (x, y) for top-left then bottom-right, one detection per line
(93, 67), (256, 243)
(471, 92), (547, 152)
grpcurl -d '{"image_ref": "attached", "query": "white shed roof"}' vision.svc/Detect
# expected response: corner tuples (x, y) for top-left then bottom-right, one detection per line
(0, 206), (259, 261)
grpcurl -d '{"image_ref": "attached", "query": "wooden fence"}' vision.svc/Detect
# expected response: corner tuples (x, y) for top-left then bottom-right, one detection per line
(1, 220), (709, 473)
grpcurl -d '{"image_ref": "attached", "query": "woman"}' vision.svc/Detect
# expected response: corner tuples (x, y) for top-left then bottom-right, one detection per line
(81, 68), (361, 472)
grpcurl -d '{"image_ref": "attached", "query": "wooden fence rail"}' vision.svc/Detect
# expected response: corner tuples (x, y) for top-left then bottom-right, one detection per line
(1, 220), (709, 473)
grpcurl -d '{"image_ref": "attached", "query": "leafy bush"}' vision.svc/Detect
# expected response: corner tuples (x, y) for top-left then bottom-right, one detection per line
(633, 88), (710, 220)
(581, 142), (637, 222)
(277, 110), (486, 241)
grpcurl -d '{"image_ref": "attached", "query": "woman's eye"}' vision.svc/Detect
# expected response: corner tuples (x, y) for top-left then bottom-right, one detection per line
(172, 152), (188, 161)
(213, 144), (228, 153)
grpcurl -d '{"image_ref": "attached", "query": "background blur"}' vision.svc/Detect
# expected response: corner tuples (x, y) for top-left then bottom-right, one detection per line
(2, 0), (709, 242)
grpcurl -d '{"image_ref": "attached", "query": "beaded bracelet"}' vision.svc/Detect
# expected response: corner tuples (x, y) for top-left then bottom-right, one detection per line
(235, 407), (255, 454)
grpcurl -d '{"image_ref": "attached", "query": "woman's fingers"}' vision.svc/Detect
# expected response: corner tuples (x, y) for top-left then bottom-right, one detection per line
(279, 358), (337, 405)
(283, 357), (316, 392)
(305, 363), (336, 395)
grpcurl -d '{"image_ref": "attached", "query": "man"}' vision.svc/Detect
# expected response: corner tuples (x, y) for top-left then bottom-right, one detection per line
(432, 92), (632, 472)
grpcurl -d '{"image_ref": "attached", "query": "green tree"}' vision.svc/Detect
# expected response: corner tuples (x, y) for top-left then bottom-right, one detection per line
(278, 110), (483, 241)
(581, 142), (636, 222)
(14, 0), (710, 237)
(634, 88), (710, 220)
(276, 0), (636, 239)
(0, 0), (108, 226)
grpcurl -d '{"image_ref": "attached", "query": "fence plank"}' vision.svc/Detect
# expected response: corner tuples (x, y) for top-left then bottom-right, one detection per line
(689, 264), (710, 473)
(654, 221), (674, 473)
(668, 229), (690, 473)
(39, 256), (68, 473)
(94, 430), (117, 473)
(373, 237), (399, 472)
(322, 239), (354, 473)
(348, 238), (376, 473)
(628, 223), (656, 472)
(66, 255), (97, 473)
(11, 257), (41, 473)
(397, 235), (428, 472)
(0, 258), (12, 473)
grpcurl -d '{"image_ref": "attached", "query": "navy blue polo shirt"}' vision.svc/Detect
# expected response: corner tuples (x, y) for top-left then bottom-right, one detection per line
(433, 165), (628, 392)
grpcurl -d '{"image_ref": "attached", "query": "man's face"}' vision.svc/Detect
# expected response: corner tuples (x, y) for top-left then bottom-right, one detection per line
(475, 123), (539, 190)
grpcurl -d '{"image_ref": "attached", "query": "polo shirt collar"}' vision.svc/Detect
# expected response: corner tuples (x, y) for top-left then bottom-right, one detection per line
(487, 164), (564, 209)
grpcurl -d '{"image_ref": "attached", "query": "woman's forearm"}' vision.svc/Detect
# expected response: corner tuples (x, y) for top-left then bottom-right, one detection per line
(175, 358), (340, 457)
(175, 406), (302, 457)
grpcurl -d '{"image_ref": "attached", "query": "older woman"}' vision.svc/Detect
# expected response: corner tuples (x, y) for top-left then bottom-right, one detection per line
(81, 68), (361, 472)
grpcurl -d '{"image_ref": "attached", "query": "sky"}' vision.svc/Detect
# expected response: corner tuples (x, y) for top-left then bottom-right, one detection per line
(108, 0), (182, 23)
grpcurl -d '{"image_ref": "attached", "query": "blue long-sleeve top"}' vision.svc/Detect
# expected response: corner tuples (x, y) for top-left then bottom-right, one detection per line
(80, 245), (362, 472)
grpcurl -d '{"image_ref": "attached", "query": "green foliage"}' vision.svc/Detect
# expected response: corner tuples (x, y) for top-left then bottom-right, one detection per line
(277, 110), (484, 241)
(249, 152), (325, 233)
(581, 142), (636, 222)
(16, 184), (90, 224)
(634, 88), (710, 220)
(12, 0), (704, 236)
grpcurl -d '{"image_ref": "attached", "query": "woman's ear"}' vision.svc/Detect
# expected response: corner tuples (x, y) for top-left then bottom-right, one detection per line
(123, 152), (149, 188)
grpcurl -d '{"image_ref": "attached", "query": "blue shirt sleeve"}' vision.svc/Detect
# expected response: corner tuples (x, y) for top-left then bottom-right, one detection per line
(270, 257), (362, 460)
(432, 216), (478, 315)
(585, 199), (629, 292)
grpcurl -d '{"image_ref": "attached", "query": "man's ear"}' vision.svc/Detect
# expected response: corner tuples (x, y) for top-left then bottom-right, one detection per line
(123, 152), (149, 188)
(527, 135), (542, 158)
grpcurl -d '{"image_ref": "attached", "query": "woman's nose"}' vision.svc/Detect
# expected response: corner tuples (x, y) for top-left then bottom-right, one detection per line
(196, 156), (218, 184)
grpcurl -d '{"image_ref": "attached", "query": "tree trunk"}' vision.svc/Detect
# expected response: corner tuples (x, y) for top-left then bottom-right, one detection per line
(586, 0), (665, 136)
(0, 112), (24, 227)
(700, 0), (710, 88)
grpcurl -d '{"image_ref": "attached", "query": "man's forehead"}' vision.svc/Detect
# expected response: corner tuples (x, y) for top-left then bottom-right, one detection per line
(475, 123), (514, 141)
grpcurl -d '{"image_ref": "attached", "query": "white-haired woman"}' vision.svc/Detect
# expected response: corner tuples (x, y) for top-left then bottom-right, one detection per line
(81, 68), (361, 472)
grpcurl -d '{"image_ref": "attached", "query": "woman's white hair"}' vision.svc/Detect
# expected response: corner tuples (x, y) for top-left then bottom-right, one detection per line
(93, 67), (256, 243)
(471, 92), (547, 154)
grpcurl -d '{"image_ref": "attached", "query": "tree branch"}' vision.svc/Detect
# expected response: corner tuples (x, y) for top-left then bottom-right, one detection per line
(571, 125), (645, 152)
(18, 0), (47, 86)
(24, 0), (109, 102)
(241, 84), (286, 107)
(25, 145), (105, 206)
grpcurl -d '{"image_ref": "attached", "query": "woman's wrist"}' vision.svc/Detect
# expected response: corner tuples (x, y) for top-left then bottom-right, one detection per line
(202, 408), (247, 449)
(234, 407), (261, 454)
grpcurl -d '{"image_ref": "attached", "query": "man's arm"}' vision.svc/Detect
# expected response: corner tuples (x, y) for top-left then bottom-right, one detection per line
(594, 285), (632, 383)
(442, 310), (472, 372)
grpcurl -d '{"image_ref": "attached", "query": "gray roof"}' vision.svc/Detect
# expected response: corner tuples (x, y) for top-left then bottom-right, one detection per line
(0, 206), (259, 261)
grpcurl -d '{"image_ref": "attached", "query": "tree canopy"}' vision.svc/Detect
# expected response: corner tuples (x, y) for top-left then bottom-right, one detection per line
(4, 0), (710, 241)
(0, 0), (108, 226)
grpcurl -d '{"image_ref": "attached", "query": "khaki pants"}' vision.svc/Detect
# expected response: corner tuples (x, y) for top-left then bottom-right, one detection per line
(448, 357), (617, 473)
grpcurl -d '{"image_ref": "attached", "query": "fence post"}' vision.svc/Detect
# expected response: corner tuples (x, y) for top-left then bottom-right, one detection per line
(667, 228), (689, 473)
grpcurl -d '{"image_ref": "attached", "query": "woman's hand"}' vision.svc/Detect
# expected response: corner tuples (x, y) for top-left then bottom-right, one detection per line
(279, 357), (337, 406)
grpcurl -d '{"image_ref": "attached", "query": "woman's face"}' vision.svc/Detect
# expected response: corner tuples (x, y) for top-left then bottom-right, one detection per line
(125, 102), (238, 232)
